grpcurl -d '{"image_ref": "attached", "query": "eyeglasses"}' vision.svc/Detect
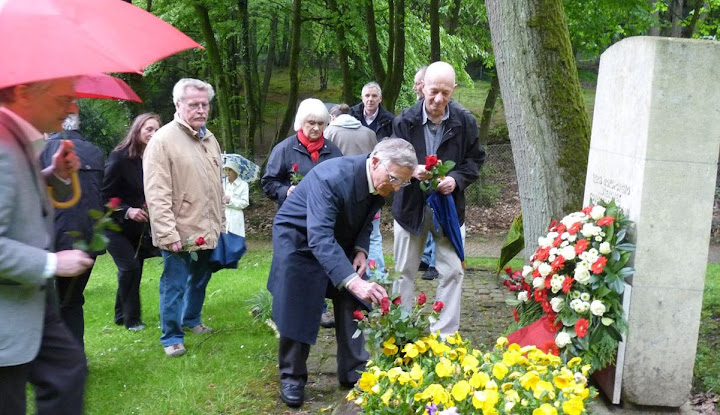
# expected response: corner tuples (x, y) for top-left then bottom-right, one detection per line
(184, 102), (210, 111)
(380, 161), (411, 187)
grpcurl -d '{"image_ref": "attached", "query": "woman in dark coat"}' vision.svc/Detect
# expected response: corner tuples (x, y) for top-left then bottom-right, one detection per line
(102, 113), (161, 331)
(261, 98), (343, 208)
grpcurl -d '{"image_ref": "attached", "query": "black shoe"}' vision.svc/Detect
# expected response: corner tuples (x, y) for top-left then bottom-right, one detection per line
(114, 318), (124, 326)
(419, 261), (430, 271)
(280, 384), (304, 408)
(339, 381), (356, 389)
(422, 266), (439, 280)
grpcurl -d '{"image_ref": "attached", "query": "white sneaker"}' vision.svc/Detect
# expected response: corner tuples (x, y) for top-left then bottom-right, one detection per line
(164, 343), (186, 357)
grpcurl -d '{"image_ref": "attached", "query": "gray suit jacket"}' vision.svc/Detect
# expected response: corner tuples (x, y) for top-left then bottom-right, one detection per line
(0, 110), (66, 366)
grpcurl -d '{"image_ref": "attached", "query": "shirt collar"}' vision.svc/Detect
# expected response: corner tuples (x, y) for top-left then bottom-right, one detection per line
(421, 102), (450, 125)
(364, 107), (379, 125)
(0, 106), (44, 143)
(174, 113), (207, 140)
(366, 158), (377, 195)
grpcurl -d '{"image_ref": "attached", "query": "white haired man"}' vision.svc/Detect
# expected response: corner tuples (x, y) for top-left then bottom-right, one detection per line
(144, 78), (225, 357)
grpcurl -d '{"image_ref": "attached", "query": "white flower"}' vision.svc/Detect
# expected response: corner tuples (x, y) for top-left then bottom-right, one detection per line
(559, 245), (576, 261)
(580, 301), (591, 313)
(595, 236), (603, 242)
(532, 277), (545, 289)
(574, 263), (591, 285)
(567, 233), (577, 242)
(550, 297), (564, 312)
(599, 242), (612, 254)
(518, 291), (529, 302)
(575, 372), (587, 385)
(590, 300), (606, 316)
(521, 265), (533, 277)
(569, 291), (581, 299)
(580, 292), (590, 301)
(590, 205), (606, 220)
(538, 263), (553, 277)
(581, 223), (601, 238)
(556, 331), (571, 348)
(570, 299), (584, 313)
(560, 212), (587, 227)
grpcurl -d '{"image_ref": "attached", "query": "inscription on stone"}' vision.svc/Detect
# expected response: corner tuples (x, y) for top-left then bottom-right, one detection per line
(587, 173), (632, 204)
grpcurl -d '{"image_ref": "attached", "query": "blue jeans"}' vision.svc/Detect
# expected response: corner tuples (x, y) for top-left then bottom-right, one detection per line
(159, 250), (212, 347)
(422, 233), (436, 267)
(367, 216), (386, 279)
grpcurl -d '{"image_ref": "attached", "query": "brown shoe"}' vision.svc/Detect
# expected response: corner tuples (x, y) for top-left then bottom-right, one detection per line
(164, 343), (186, 357)
(187, 323), (213, 334)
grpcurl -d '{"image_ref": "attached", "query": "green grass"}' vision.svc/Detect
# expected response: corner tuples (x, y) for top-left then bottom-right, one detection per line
(29, 242), (720, 413)
(694, 263), (720, 394)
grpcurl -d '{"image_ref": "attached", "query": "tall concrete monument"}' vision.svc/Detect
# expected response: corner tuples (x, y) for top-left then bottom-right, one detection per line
(584, 36), (720, 407)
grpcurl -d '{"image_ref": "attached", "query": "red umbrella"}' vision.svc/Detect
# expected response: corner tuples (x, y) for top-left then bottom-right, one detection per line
(0, 0), (202, 89)
(75, 74), (142, 102)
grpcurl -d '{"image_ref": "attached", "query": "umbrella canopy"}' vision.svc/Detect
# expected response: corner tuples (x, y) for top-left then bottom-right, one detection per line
(209, 232), (247, 273)
(75, 74), (142, 102)
(0, 0), (202, 89)
(222, 153), (260, 183)
(427, 191), (465, 267)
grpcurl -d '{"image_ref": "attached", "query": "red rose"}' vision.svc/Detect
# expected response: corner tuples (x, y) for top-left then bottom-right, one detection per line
(368, 259), (376, 270)
(380, 297), (390, 314)
(568, 222), (582, 235)
(574, 238), (589, 255)
(504, 266), (513, 275)
(108, 197), (122, 210)
(551, 255), (565, 271)
(195, 237), (206, 246)
(581, 205), (594, 215)
(417, 292), (427, 306)
(292, 163), (299, 172)
(352, 310), (365, 321)
(597, 216), (615, 226)
(425, 155), (438, 169)
(392, 296), (402, 305)
(513, 308), (519, 322)
(562, 277), (574, 293)
(432, 301), (444, 313)
(575, 318), (589, 338)
(591, 256), (607, 274)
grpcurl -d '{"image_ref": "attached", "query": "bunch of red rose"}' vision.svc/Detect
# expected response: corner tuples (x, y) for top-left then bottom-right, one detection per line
(352, 292), (444, 362)
(419, 155), (456, 191)
(501, 266), (528, 292)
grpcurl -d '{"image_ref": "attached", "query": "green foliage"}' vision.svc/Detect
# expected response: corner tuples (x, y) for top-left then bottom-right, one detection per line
(694, 263), (720, 395)
(77, 99), (132, 156)
(496, 213), (524, 277)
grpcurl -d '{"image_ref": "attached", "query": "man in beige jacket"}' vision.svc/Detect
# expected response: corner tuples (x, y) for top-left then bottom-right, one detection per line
(144, 78), (225, 357)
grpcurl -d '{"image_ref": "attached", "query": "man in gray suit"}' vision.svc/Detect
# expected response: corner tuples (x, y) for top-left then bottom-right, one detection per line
(0, 77), (95, 415)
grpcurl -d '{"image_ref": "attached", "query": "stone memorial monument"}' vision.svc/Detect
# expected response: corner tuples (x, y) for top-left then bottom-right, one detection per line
(583, 36), (720, 407)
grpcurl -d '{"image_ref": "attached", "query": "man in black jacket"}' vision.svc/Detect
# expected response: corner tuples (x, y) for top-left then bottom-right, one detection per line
(39, 113), (105, 348)
(390, 61), (486, 339)
(349, 82), (395, 141)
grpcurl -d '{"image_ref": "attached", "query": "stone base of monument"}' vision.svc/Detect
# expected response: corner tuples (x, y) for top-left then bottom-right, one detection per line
(588, 393), (700, 415)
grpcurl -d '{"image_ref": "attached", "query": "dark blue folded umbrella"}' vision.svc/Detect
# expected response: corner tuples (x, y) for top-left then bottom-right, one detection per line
(427, 191), (465, 267)
(209, 232), (247, 272)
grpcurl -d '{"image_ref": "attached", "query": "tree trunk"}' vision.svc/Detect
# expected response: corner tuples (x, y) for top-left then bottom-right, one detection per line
(447, 0), (462, 35)
(260, 14), (278, 114)
(326, 0), (355, 104)
(430, 0), (441, 62)
(486, 0), (591, 257)
(478, 72), (500, 146)
(381, 0), (405, 112)
(238, 0), (258, 156)
(684, 0), (704, 37)
(274, 0), (301, 144)
(365, 0), (387, 84)
(649, 0), (661, 35)
(194, 3), (234, 152)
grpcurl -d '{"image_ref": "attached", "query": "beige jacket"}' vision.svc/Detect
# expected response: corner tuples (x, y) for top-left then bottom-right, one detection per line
(143, 114), (225, 250)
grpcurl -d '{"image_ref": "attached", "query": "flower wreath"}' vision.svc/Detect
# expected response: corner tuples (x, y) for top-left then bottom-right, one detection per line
(506, 199), (635, 371)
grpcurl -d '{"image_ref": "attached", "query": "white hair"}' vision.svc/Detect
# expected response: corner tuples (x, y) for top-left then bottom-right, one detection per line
(361, 81), (382, 97)
(293, 98), (330, 131)
(62, 113), (80, 131)
(172, 78), (215, 105)
(371, 138), (418, 169)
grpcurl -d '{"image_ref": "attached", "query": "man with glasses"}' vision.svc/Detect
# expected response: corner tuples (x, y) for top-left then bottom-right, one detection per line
(268, 138), (417, 408)
(391, 61), (486, 339)
(144, 78), (224, 357)
(0, 77), (95, 414)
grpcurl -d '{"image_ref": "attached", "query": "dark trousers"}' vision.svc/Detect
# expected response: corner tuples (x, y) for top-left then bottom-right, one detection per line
(107, 232), (145, 327)
(55, 262), (94, 347)
(0, 300), (87, 415)
(278, 289), (368, 386)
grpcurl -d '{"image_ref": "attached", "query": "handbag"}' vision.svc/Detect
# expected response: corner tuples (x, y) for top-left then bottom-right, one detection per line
(209, 232), (247, 272)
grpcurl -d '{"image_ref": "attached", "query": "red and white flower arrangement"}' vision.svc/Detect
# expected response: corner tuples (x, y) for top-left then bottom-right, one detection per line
(508, 199), (635, 371)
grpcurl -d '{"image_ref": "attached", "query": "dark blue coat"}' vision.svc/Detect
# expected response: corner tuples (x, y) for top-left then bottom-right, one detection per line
(39, 131), (105, 254)
(349, 103), (395, 141)
(261, 134), (343, 207)
(267, 155), (384, 344)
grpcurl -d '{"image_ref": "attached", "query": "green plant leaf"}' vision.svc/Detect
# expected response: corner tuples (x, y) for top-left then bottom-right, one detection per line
(496, 213), (524, 277)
